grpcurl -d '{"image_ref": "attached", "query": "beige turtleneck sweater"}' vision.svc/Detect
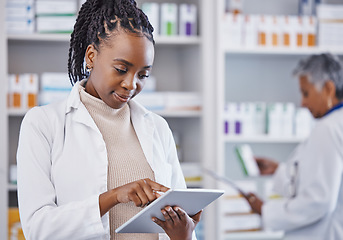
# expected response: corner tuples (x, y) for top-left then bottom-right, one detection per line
(79, 85), (158, 240)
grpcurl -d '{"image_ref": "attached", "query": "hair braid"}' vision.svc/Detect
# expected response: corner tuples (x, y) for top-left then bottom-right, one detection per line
(68, 0), (154, 85)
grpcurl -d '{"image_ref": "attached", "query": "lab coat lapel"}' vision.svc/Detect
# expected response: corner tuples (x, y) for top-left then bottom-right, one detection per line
(65, 81), (101, 133)
(72, 103), (100, 132)
(129, 100), (154, 166)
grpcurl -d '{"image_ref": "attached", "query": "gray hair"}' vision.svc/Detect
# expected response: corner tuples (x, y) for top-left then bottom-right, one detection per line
(293, 53), (343, 100)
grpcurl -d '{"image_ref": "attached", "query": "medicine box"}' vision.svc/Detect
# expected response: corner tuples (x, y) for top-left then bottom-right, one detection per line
(36, 15), (76, 33)
(142, 3), (160, 35)
(160, 3), (178, 36)
(35, 0), (77, 15)
(179, 4), (197, 36)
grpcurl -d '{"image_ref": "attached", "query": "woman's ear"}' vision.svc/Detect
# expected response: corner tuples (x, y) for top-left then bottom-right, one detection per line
(323, 80), (336, 98)
(85, 44), (96, 67)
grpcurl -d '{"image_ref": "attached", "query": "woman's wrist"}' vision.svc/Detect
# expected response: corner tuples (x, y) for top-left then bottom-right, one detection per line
(99, 189), (119, 217)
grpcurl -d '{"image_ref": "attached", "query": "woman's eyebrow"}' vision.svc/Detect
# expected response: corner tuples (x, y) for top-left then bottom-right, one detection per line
(113, 58), (133, 66)
(113, 58), (152, 69)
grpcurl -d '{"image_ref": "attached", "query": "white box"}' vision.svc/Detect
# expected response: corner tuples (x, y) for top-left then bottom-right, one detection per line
(220, 214), (262, 232)
(40, 72), (71, 90)
(242, 14), (258, 48)
(164, 92), (201, 111)
(9, 165), (17, 184)
(6, 18), (34, 34)
(181, 162), (202, 183)
(142, 3), (160, 35)
(134, 92), (165, 111)
(317, 4), (343, 20)
(179, 4), (197, 36)
(8, 74), (23, 108)
(36, 0), (77, 15)
(160, 3), (178, 36)
(36, 15), (76, 33)
(266, 102), (283, 136)
(22, 73), (39, 108)
(280, 102), (295, 137)
(252, 102), (266, 135)
(222, 13), (243, 47)
(303, 16), (317, 47)
(6, 4), (35, 20)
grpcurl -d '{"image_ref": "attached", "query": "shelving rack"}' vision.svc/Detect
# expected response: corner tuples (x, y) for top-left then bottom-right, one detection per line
(1, 0), (220, 239)
(215, 0), (343, 239)
(0, 1), (9, 239)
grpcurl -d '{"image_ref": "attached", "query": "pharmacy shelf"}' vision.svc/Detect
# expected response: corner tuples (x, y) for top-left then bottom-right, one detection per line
(223, 135), (306, 143)
(7, 33), (201, 45)
(8, 108), (202, 118)
(154, 109), (202, 118)
(186, 181), (203, 188)
(8, 183), (17, 191)
(8, 108), (27, 117)
(224, 230), (284, 240)
(223, 46), (343, 55)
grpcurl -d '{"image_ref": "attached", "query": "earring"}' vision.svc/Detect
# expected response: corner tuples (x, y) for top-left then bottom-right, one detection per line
(86, 64), (93, 74)
(328, 98), (333, 109)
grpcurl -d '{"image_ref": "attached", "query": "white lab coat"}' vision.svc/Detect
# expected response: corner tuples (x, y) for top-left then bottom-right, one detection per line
(262, 107), (343, 240)
(17, 81), (195, 240)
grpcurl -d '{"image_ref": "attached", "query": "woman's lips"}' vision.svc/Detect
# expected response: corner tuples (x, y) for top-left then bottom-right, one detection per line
(113, 92), (131, 102)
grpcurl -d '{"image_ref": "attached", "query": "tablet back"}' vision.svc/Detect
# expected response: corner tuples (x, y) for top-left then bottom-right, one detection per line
(115, 189), (224, 233)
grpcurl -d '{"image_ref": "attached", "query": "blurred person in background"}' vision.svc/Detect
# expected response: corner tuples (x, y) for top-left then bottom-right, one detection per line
(245, 53), (343, 240)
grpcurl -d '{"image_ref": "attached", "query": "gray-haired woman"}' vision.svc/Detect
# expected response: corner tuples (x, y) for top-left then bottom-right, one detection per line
(244, 53), (343, 240)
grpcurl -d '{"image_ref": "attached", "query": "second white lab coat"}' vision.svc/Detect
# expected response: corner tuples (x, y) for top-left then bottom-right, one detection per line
(17, 81), (193, 240)
(262, 107), (343, 240)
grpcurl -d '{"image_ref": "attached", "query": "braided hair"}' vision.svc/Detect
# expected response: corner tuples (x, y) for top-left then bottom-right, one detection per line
(68, 0), (155, 85)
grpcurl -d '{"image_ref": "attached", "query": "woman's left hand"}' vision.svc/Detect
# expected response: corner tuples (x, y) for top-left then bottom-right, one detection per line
(152, 206), (202, 240)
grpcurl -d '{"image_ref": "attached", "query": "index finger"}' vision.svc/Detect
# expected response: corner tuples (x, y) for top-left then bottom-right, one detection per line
(145, 179), (170, 193)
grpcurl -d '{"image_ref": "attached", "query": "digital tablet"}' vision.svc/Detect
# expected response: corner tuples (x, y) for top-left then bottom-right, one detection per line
(115, 188), (224, 233)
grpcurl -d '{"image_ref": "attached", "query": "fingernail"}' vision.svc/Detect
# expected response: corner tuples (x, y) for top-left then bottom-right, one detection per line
(174, 207), (179, 211)
(152, 218), (156, 222)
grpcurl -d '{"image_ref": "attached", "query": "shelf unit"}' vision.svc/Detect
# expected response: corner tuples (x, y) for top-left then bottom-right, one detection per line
(8, 33), (201, 45)
(1, 0), (219, 239)
(215, 0), (343, 239)
(7, 108), (202, 118)
(0, 1), (8, 239)
(223, 135), (306, 143)
(222, 46), (343, 55)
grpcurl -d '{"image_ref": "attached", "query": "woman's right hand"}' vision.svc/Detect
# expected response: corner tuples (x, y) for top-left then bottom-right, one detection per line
(99, 178), (169, 216)
(114, 178), (169, 207)
(255, 157), (279, 175)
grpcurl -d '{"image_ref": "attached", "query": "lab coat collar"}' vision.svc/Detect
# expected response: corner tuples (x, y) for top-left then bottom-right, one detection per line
(65, 80), (100, 131)
(65, 80), (155, 166)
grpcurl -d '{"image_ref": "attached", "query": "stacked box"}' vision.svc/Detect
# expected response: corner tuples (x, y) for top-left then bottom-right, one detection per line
(36, 0), (77, 33)
(218, 181), (262, 233)
(317, 4), (343, 47)
(8, 73), (39, 110)
(40, 72), (72, 105)
(6, 0), (35, 33)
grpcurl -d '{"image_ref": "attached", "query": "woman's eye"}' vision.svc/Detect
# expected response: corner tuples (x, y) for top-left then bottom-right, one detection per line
(115, 67), (127, 74)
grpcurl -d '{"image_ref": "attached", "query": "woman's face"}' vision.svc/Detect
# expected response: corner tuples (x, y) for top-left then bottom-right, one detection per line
(299, 75), (330, 118)
(85, 31), (154, 109)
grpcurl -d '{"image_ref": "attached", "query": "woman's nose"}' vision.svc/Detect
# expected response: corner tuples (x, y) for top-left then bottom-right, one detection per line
(121, 75), (137, 90)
